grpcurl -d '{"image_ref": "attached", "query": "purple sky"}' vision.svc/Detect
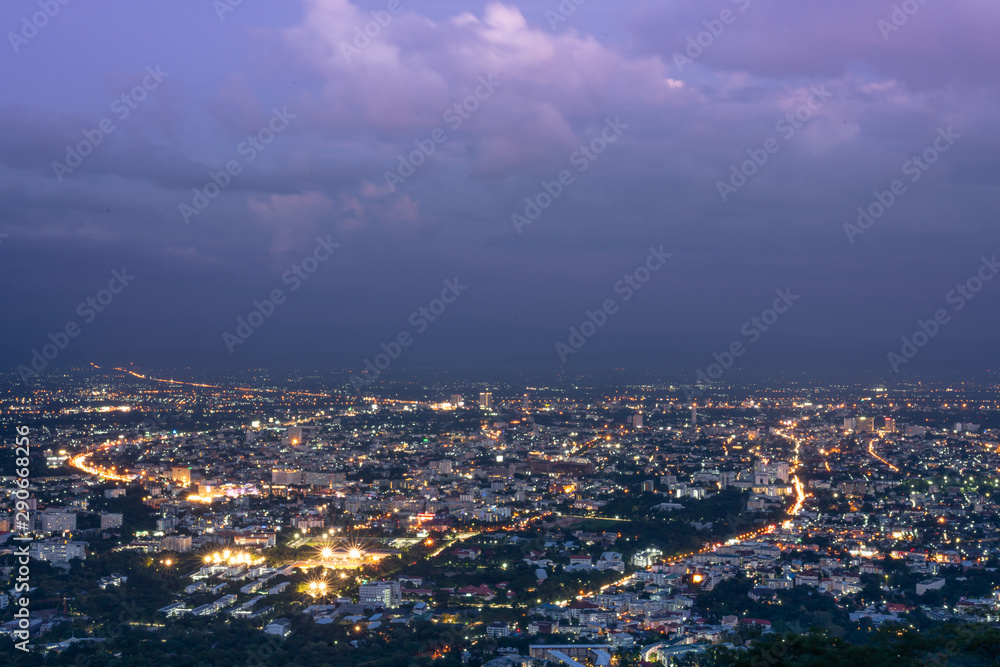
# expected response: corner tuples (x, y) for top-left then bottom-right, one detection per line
(3, 0), (999, 381)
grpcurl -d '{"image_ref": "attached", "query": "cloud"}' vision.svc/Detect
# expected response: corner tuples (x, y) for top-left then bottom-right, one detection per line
(274, 1), (685, 175)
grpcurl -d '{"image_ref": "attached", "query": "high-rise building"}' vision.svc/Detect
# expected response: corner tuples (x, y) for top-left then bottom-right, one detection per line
(286, 426), (304, 445)
(29, 540), (86, 564)
(449, 394), (464, 407)
(479, 392), (493, 410)
(156, 516), (178, 533)
(302, 471), (334, 487)
(162, 535), (193, 553)
(632, 412), (643, 428)
(359, 581), (401, 608)
(171, 467), (192, 486)
(272, 469), (302, 485)
(883, 417), (896, 433)
(101, 513), (124, 530)
(522, 393), (530, 411)
(41, 509), (76, 533)
(691, 402), (697, 426)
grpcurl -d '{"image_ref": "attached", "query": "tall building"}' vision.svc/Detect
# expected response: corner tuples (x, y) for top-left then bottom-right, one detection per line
(171, 466), (192, 486)
(359, 581), (401, 608)
(272, 469), (302, 485)
(691, 402), (697, 426)
(479, 392), (493, 410)
(449, 394), (464, 407)
(161, 535), (193, 553)
(632, 412), (643, 428)
(156, 515), (178, 533)
(302, 471), (334, 487)
(29, 540), (86, 564)
(100, 513), (124, 530)
(883, 417), (896, 433)
(41, 509), (76, 533)
(286, 426), (304, 445)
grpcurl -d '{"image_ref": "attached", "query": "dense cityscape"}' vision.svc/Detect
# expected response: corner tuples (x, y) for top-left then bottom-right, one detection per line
(4, 1), (999, 665)
(3, 367), (1000, 665)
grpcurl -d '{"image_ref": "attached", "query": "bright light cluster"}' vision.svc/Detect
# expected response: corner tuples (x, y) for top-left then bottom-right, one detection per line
(203, 549), (264, 566)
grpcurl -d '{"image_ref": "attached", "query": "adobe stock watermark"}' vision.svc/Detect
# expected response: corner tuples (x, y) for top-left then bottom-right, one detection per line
(685, 288), (799, 395)
(512, 116), (628, 234)
(223, 235), (341, 353)
(179, 107), (296, 224)
(672, 0), (752, 73)
(51, 66), (169, 182)
(844, 126), (959, 244)
(350, 278), (468, 391)
(717, 84), (833, 202)
(17, 268), (136, 383)
(546, 0), (589, 31)
(887, 254), (999, 373)
(878, 0), (934, 40)
(384, 75), (502, 191)
(12, 425), (31, 652)
(213, 0), (246, 21)
(556, 245), (671, 363)
(7, 0), (71, 54)
(340, 0), (413, 63)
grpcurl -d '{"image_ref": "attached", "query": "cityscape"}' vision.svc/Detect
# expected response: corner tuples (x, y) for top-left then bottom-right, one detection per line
(3, 0), (1000, 665)
(5, 369), (1000, 665)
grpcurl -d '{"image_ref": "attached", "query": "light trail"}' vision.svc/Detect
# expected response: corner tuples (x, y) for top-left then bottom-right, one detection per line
(868, 440), (899, 472)
(69, 448), (136, 482)
(113, 367), (335, 398)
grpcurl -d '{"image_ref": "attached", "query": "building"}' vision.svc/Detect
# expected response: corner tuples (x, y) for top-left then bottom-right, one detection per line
(171, 467), (192, 486)
(632, 412), (643, 428)
(264, 618), (293, 637)
(272, 469), (302, 485)
(234, 532), (277, 548)
(286, 426), (304, 446)
(162, 535), (193, 552)
(101, 513), (124, 530)
(486, 622), (512, 638)
(29, 539), (87, 564)
(156, 515), (178, 533)
(359, 581), (402, 609)
(104, 488), (126, 499)
(479, 392), (493, 410)
(302, 472), (334, 487)
(40, 509), (76, 533)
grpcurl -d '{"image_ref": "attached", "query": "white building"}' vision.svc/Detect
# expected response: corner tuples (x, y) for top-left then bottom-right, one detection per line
(29, 540), (86, 564)
(41, 509), (76, 533)
(359, 581), (401, 608)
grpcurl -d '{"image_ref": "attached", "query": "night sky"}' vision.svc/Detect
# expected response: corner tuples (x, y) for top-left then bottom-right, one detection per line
(3, 0), (999, 382)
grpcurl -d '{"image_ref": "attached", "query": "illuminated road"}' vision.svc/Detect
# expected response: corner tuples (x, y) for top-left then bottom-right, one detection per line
(114, 367), (334, 398)
(69, 448), (137, 482)
(868, 440), (900, 472)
